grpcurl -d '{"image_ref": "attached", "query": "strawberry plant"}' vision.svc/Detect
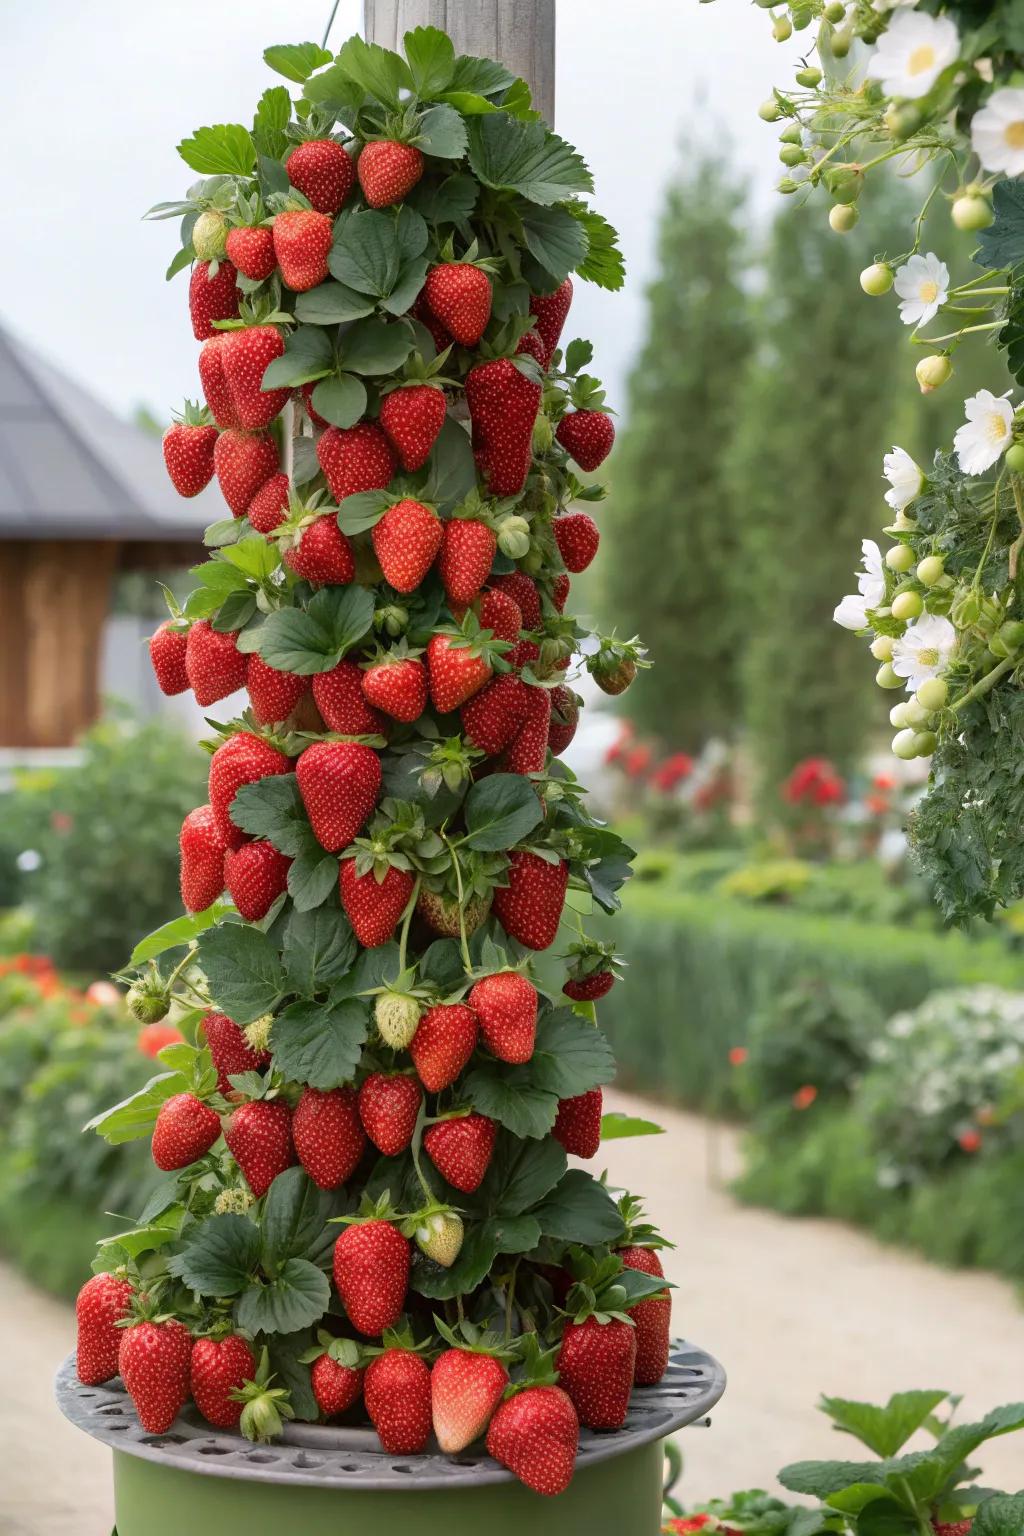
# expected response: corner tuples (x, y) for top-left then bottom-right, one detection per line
(77, 25), (667, 1497)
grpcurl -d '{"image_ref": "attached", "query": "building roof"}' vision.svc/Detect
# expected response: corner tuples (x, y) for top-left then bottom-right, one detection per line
(0, 320), (222, 540)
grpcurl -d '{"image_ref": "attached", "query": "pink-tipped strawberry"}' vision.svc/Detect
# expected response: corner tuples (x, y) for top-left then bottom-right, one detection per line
(492, 850), (568, 951)
(486, 1385), (579, 1497)
(490, 570), (541, 630)
(199, 334), (240, 429)
(224, 1098), (294, 1198)
(246, 653), (309, 726)
(619, 1245), (671, 1386)
(409, 1004), (479, 1093)
(272, 208), (332, 291)
(224, 840), (291, 921)
(202, 1010), (270, 1095)
(358, 1073), (423, 1157)
(529, 278), (573, 368)
(379, 384), (447, 471)
(149, 621), (190, 696)
(339, 859), (415, 947)
(76, 1272), (134, 1385)
(119, 1317), (193, 1434)
(293, 1087), (365, 1190)
(364, 1345), (431, 1453)
(466, 357), (542, 497)
(431, 1347), (508, 1454)
(552, 1088), (603, 1160)
(312, 659), (386, 736)
(423, 1112), (496, 1193)
(162, 403), (218, 497)
(310, 1339), (364, 1418)
(296, 741), (381, 852)
(247, 472), (291, 534)
(179, 805), (228, 912)
(461, 674), (529, 757)
(357, 141), (424, 208)
(424, 262), (493, 346)
(214, 429), (279, 517)
(469, 972), (538, 1064)
(333, 1219), (410, 1336)
(318, 422), (396, 501)
(184, 621), (247, 706)
(556, 409), (615, 471)
(151, 1092), (222, 1171)
(371, 498), (442, 593)
(287, 139), (355, 215)
(426, 628), (498, 713)
(208, 731), (292, 848)
(440, 518), (497, 606)
(191, 1334), (257, 1430)
(548, 685), (580, 756)
(189, 259), (239, 341)
(221, 325), (290, 431)
(283, 513), (356, 584)
(225, 225), (277, 281)
(554, 511), (600, 574)
(557, 1315), (636, 1431)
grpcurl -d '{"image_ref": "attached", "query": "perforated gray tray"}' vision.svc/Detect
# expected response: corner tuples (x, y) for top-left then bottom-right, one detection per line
(56, 1339), (726, 1491)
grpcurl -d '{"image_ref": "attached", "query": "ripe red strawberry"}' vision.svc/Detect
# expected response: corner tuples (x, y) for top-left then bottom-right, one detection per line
(272, 208), (332, 291)
(361, 655), (427, 722)
(221, 325), (290, 431)
(208, 732), (292, 848)
(179, 805), (228, 912)
(333, 1220), (410, 1336)
(490, 571), (541, 630)
(296, 741), (381, 851)
(551, 573), (571, 612)
(149, 621), (190, 696)
(202, 1010), (271, 1094)
(152, 1092), (221, 1171)
(293, 1086), (365, 1190)
(413, 292), (452, 351)
(365, 1347), (431, 1453)
(358, 141), (424, 208)
(931, 1524), (974, 1536)
(191, 1334), (256, 1430)
(318, 422), (396, 501)
(300, 380), (330, 429)
(76, 1272), (134, 1385)
(224, 1099), (294, 1197)
(552, 1088), (603, 1160)
(409, 1004), (479, 1092)
(199, 334), (240, 429)
(469, 972), (538, 1064)
(224, 839), (291, 921)
(311, 1348), (364, 1418)
(440, 519), (497, 605)
(379, 384), (447, 471)
(372, 499), (442, 593)
(225, 225), (277, 281)
(557, 1316), (636, 1430)
(548, 685), (580, 756)
(431, 1349), (508, 1454)
(214, 428), (279, 517)
(529, 278), (573, 368)
(423, 1113), (496, 1193)
(620, 1246), (670, 1386)
(287, 138), (355, 215)
(486, 1385), (579, 1497)
(492, 850), (568, 951)
(426, 633), (493, 712)
(466, 358), (542, 496)
(358, 1072), (423, 1156)
(424, 263), (492, 345)
(119, 1318), (193, 1434)
(246, 653), (309, 726)
(554, 512), (600, 573)
(516, 328), (548, 366)
(563, 969), (613, 1003)
(162, 410), (218, 497)
(505, 686), (551, 774)
(185, 620), (247, 706)
(245, 473), (289, 535)
(283, 514), (356, 584)
(312, 659), (386, 735)
(556, 409), (615, 471)
(189, 258), (239, 340)
(479, 587), (523, 643)
(461, 674), (528, 756)
(340, 860), (415, 946)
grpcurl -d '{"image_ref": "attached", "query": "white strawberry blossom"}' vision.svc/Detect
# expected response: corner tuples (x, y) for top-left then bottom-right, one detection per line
(953, 389), (1015, 475)
(882, 446), (924, 512)
(834, 539), (885, 630)
(891, 612), (956, 692)
(971, 87), (1024, 177)
(866, 10), (960, 99)
(893, 253), (949, 328)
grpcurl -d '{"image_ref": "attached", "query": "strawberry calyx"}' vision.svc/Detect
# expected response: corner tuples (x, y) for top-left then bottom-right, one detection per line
(563, 373), (614, 417)
(230, 1346), (296, 1443)
(333, 1190), (408, 1230)
(116, 1283), (182, 1329)
(432, 1315), (517, 1362)
(562, 937), (625, 986)
(409, 733), (486, 799)
(268, 487), (333, 550)
(501, 1330), (561, 1398)
(297, 1330), (366, 1369)
(379, 347), (457, 395)
(212, 291), (292, 332)
(341, 796), (438, 881)
(362, 1320), (434, 1360)
(433, 610), (513, 672)
(616, 1193), (674, 1254)
(170, 398), (215, 428)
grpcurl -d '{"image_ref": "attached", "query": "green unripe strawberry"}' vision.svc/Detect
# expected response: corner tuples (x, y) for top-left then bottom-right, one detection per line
(891, 590), (923, 621)
(780, 144), (806, 167)
(759, 98), (783, 122)
(415, 1210), (464, 1267)
(193, 210), (228, 262)
(1005, 443), (1024, 474)
(830, 204), (858, 233)
(892, 728), (920, 760)
(127, 981), (170, 1023)
(889, 702), (911, 728)
(824, 1), (846, 19)
(876, 663), (903, 689)
(795, 66), (822, 87)
(915, 677), (948, 711)
(375, 992), (421, 1049)
(913, 730), (937, 757)
(885, 102), (920, 141)
(951, 195), (993, 233)
(773, 16), (792, 40)
(871, 635), (894, 662)
(916, 555), (945, 587)
(860, 263), (894, 296)
(886, 544), (915, 573)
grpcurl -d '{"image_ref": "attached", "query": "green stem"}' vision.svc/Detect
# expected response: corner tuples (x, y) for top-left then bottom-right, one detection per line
(320, 0), (341, 49)
(445, 837), (474, 974)
(397, 877), (421, 976)
(951, 655), (1015, 713)
(504, 1259), (520, 1345)
(409, 1102), (437, 1204)
(949, 285), (1009, 298)
(1010, 479), (1024, 582)
(918, 319), (1002, 344)
(973, 469), (1005, 588)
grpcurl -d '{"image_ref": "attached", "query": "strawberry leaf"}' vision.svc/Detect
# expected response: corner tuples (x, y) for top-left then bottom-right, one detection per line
(415, 103), (468, 160)
(260, 1167), (334, 1269)
(84, 1071), (188, 1144)
(294, 281), (376, 325)
(177, 123), (256, 176)
(287, 849), (341, 912)
(236, 1258), (331, 1334)
(130, 904), (231, 965)
(530, 1009), (616, 1097)
(467, 114), (593, 206)
(403, 26), (456, 98)
(462, 1061), (558, 1139)
(531, 1169), (625, 1245)
(261, 325), (335, 389)
(566, 203), (626, 290)
(329, 210), (403, 296)
(196, 923), (286, 1023)
(310, 373), (367, 429)
(463, 773), (544, 851)
(282, 906), (357, 996)
(271, 997), (368, 1088)
(167, 1213), (261, 1296)
(314, 35), (412, 110)
(341, 316), (415, 375)
(600, 1112), (664, 1142)
(252, 585), (375, 674)
(518, 201), (589, 285)
(975, 1495), (1024, 1535)
(263, 41), (333, 84)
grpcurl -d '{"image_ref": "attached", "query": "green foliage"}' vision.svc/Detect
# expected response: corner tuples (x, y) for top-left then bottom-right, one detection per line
(741, 975), (880, 1114)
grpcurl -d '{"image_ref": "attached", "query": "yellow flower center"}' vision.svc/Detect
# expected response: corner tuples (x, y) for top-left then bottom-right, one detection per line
(917, 647), (939, 667)
(918, 279), (939, 303)
(907, 45), (937, 76)
(985, 411), (1010, 444)
(1004, 120), (1024, 150)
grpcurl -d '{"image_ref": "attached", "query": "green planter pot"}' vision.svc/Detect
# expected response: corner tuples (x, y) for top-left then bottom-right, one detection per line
(57, 1342), (726, 1535)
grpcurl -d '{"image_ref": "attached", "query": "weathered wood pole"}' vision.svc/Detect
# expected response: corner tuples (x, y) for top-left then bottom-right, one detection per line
(363, 0), (556, 125)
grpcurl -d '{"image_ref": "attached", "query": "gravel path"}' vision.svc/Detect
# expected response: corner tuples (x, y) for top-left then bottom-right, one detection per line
(3, 1088), (1023, 1533)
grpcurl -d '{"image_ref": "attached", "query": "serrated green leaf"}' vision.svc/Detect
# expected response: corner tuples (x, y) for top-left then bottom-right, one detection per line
(410, 172), (478, 226)
(329, 209), (403, 296)
(261, 325), (335, 389)
(260, 1167), (332, 1269)
(288, 849), (340, 912)
(253, 85), (292, 159)
(426, 416), (477, 507)
(177, 123), (256, 176)
(819, 1391), (949, 1458)
(167, 1213), (260, 1296)
(462, 1061), (558, 1138)
(264, 41), (334, 84)
(462, 773), (544, 851)
(221, 535), (281, 581)
(282, 905), (358, 996)
(196, 923), (286, 1024)
(130, 904), (230, 965)
(975, 178), (1024, 273)
(84, 1072), (187, 1143)
(341, 315), (415, 375)
(323, 35), (412, 110)
(404, 26), (456, 97)
(975, 1494), (1024, 1536)
(379, 256), (429, 316)
(253, 585), (375, 675)
(567, 203), (626, 290)
(467, 114), (592, 206)
(531, 1009), (616, 1097)
(519, 201), (589, 284)
(448, 56), (518, 98)
(294, 281), (376, 324)
(271, 996), (368, 1087)
(236, 1257), (331, 1335)
(531, 1168), (626, 1244)
(415, 103), (468, 160)
(230, 775), (312, 857)
(470, 1131), (566, 1216)
(310, 372), (367, 429)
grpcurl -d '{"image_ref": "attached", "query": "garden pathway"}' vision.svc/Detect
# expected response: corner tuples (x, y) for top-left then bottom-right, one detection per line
(3, 1087), (1024, 1534)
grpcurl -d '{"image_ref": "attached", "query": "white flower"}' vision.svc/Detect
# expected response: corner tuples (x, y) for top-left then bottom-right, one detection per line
(834, 538), (885, 629)
(872, 0), (919, 10)
(893, 253), (949, 327)
(971, 87), (1024, 176)
(867, 10), (960, 98)
(891, 612), (956, 692)
(883, 446), (924, 511)
(954, 389), (1015, 475)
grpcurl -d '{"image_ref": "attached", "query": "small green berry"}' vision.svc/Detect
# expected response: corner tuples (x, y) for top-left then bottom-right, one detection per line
(891, 590), (924, 621)
(915, 677), (948, 711)
(916, 555), (945, 587)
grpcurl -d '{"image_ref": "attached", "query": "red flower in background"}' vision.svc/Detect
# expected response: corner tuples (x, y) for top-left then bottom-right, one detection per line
(50, 811), (74, 834)
(957, 1128), (982, 1154)
(728, 1045), (748, 1067)
(873, 772), (897, 791)
(624, 744), (654, 778)
(865, 793), (891, 816)
(792, 1084), (818, 1110)
(782, 757), (846, 808)
(137, 1023), (185, 1058)
(650, 752), (694, 792)
(604, 722), (634, 766)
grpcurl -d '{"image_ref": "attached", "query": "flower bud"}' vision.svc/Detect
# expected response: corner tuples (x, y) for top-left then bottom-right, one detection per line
(885, 102), (920, 141)
(497, 516), (531, 560)
(773, 15), (792, 40)
(795, 66), (822, 87)
(916, 677), (948, 712)
(825, 165), (863, 204)
(915, 354), (952, 393)
(759, 97), (783, 122)
(903, 698), (933, 728)
(127, 983), (170, 1023)
(824, 1), (846, 20)
(780, 144), (807, 167)
(990, 620), (1024, 658)
(951, 588), (982, 627)
(914, 731), (937, 757)
(780, 124), (803, 145)
(886, 543), (915, 573)
(889, 702), (911, 728)
(829, 203), (858, 233)
(891, 590), (923, 621)
(871, 635), (894, 662)
(532, 413), (554, 453)
(892, 728), (920, 760)
(916, 555), (945, 587)
(876, 663), (903, 690)
(377, 603), (409, 637)
(860, 263), (894, 296)
(830, 26), (852, 57)
(777, 177), (801, 195)
(951, 195), (993, 232)
(1005, 442), (1024, 474)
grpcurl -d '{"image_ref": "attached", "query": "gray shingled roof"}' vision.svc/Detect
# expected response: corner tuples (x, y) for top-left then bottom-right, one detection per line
(0, 321), (222, 539)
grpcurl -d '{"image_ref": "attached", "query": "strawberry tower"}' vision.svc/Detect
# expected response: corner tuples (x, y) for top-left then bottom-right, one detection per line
(59, 14), (724, 1530)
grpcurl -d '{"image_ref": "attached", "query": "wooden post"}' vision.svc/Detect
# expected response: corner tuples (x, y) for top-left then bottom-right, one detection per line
(363, 0), (556, 125)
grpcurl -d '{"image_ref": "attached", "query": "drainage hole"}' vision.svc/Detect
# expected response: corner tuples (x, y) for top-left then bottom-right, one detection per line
(196, 1444), (232, 1456)
(143, 1435), (185, 1448)
(391, 1464), (414, 1474)
(246, 1452), (279, 1464)
(293, 1454), (322, 1469)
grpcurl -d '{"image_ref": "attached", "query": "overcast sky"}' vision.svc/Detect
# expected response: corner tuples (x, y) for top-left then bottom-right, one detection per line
(1, 1), (786, 423)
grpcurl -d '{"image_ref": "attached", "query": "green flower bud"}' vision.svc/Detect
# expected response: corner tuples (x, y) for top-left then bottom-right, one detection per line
(885, 102), (920, 141)
(830, 28), (852, 59)
(876, 663), (904, 690)
(915, 677), (948, 712)
(780, 144), (807, 167)
(889, 702), (911, 728)
(777, 177), (801, 195)
(795, 66), (822, 87)
(497, 516), (532, 560)
(860, 263), (894, 296)
(825, 165), (863, 204)
(891, 590), (923, 621)
(759, 97), (783, 122)
(902, 698), (933, 728)
(990, 619), (1024, 658)
(913, 730), (937, 757)
(915, 354), (953, 393)
(885, 543), (915, 573)
(829, 203), (859, 233)
(871, 635), (894, 662)
(824, 1), (846, 20)
(773, 15), (793, 40)
(951, 195), (994, 233)
(951, 588), (982, 628)
(1005, 442), (1024, 474)
(916, 555), (945, 587)
(892, 728), (920, 760)
(780, 124), (803, 145)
